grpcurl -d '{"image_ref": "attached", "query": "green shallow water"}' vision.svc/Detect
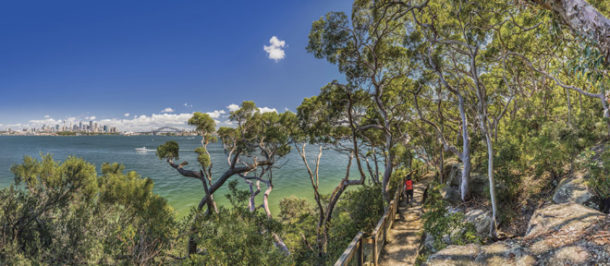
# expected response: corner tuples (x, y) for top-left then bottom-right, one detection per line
(0, 136), (356, 217)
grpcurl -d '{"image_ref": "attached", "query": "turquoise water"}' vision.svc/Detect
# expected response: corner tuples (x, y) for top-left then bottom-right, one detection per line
(0, 136), (354, 216)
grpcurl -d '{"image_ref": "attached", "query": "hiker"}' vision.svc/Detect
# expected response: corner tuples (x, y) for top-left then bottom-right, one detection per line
(404, 175), (414, 204)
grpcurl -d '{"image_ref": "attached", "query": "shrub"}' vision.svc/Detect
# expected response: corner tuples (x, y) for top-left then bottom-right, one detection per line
(421, 182), (481, 252)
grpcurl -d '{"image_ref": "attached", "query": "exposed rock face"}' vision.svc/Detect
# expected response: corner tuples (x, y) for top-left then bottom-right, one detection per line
(425, 203), (609, 265)
(552, 170), (597, 209)
(525, 203), (601, 238)
(469, 173), (488, 196)
(426, 243), (480, 266)
(444, 162), (462, 188)
(440, 186), (461, 203)
(423, 233), (437, 253)
(464, 209), (491, 238)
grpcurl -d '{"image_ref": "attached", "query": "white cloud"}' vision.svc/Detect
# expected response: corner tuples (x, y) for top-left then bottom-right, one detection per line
(184, 102), (193, 108)
(44, 115), (50, 119)
(99, 113), (193, 132)
(28, 118), (63, 127)
(227, 104), (240, 112)
(207, 110), (226, 119)
(263, 36), (286, 62)
(0, 103), (283, 131)
(258, 107), (277, 113)
(161, 107), (174, 113)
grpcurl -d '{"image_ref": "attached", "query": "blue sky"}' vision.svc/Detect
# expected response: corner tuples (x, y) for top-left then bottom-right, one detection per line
(0, 0), (351, 130)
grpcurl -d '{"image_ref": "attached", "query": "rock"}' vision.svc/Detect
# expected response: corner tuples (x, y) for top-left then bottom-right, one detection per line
(424, 233), (437, 253)
(440, 186), (461, 203)
(464, 208), (491, 237)
(525, 203), (602, 239)
(474, 241), (535, 265)
(552, 171), (597, 209)
(444, 162), (462, 187)
(426, 244), (480, 266)
(547, 246), (590, 265)
(449, 227), (466, 241)
(470, 173), (488, 196)
(446, 206), (462, 215)
(425, 203), (609, 265)
(442, 234), (451, 245)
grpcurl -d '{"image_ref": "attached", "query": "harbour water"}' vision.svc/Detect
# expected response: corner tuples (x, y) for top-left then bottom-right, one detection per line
(0, 136), (356, 216)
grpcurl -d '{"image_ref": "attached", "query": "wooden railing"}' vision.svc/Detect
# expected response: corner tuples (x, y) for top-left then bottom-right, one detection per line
(334, 178), (406, 266)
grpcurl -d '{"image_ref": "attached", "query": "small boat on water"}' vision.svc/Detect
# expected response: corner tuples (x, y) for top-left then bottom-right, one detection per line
(135, 147), (153, 153)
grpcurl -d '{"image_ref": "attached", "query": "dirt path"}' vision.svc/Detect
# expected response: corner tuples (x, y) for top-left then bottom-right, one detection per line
(379, 182), (426, 266)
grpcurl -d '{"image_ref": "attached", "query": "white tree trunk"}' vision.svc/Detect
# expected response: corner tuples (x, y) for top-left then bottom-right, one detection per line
(458, 93), (471, 201)
(481, 124), (498, 238)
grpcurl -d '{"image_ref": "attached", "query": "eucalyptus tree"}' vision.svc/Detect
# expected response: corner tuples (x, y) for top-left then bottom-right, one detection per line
(157, 101), (291, 255)
(408, 0), (538, 237)
(307, 0), (427, 202)
(288, 82), (373, 261)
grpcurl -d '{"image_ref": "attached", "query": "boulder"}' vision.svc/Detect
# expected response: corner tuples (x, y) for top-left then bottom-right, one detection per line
(444, 163), (462, 187)
(552, 171), (598, 209)
(469, 173), (488, 196)
(426, 244), (480, 266)
(440, 186), (461, 203)
(525, 203), (602, 239)
(446, 206), (462, 215)
(425, 203), (609, 265)
(524, 203), (608, 265)
(464, 208), (491, 238)
(441, 234), (451, 245)
(424, 233), (437, 253)
(474, 241), (535, 265)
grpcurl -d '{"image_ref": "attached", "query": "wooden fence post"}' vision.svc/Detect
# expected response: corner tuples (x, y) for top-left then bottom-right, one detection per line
(357, 237), (363, 266)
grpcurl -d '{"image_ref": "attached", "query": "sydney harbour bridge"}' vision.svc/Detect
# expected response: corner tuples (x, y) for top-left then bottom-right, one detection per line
(137, 126), (187, 135)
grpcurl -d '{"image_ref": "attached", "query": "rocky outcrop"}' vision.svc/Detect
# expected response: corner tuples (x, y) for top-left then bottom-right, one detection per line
(464, 209), (491, 238)
(444, 161), (462, 187)
(552, 170), (598, 209)
(440, 186), (461, 203)
(425, 203), (609, 265)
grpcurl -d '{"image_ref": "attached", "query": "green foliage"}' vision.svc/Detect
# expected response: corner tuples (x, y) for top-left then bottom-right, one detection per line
(335, 184), (384, 234)
(1, 155), (177, 265)
(278, 197), (318, 264)
(585, 144), (610, 198)
(156, 140), (180, 161)
(188, 112), (216, 134)
(278, 185), (384, 265)
(422, 182), (481, 253)
(185, 181), (292, 265)
(194, 147), (211, 168)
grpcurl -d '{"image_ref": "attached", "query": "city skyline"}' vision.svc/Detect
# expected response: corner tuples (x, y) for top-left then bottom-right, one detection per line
(0, 103), (281, 132)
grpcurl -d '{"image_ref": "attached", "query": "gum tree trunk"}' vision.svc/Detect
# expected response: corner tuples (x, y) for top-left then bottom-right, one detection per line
(458, 93), (471, 201)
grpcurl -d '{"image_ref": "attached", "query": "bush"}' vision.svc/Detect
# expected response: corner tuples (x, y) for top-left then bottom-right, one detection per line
(1, 155), (177, 265)
(585, 144), (610, 198)
(421, 182), (481, 253)
(186, 180), (292, 265)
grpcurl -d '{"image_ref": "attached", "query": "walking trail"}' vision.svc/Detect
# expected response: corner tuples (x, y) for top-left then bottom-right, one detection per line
(379, 182), (426, 266)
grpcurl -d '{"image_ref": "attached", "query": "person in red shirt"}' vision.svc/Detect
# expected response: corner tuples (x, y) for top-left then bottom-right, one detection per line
(404, 175), (414, 204)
